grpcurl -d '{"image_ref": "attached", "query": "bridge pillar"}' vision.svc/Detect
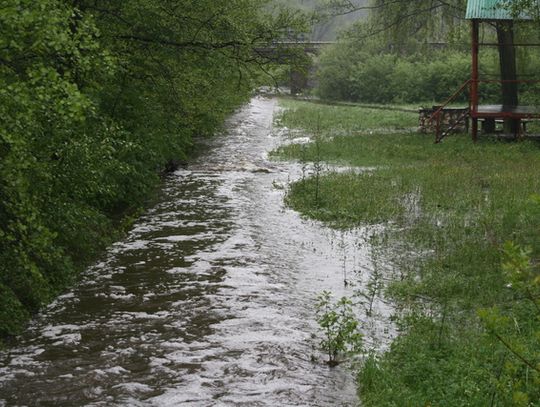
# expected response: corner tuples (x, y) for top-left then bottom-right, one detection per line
(290, 67), (308, 94)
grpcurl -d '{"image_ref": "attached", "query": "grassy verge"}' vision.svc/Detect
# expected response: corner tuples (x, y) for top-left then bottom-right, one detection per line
(276, 99), (419, 137)
(275, 99), (540, 406)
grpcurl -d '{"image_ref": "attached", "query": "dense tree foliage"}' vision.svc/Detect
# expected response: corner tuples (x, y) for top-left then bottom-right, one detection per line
(316, 0), (540, 104)
(505, 0), (540, 20)
(0, 0), (305, 340)
(273, 0), (368, 40)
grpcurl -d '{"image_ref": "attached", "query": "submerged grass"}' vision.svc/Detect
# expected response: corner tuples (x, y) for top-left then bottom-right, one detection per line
(276, 98), (540, 406)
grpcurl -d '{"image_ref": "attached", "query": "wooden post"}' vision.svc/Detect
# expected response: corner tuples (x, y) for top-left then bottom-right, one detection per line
(471, 19), (479, 142)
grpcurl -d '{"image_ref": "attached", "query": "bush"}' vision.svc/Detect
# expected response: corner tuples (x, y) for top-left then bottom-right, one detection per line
(318, 43), (540, 105)
(349, 54), (397, 103)
(317, 43), (362, 101)
(316, 291), (363, 366)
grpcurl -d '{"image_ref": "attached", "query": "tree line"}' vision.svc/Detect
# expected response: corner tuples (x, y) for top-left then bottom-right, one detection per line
(315, 0), (540, 107)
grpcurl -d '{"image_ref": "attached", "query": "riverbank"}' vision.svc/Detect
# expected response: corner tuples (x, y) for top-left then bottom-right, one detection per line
(274, 98), (540, 405)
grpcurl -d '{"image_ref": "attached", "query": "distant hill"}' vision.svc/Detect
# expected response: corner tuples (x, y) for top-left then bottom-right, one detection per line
(275, 0), (369, 41)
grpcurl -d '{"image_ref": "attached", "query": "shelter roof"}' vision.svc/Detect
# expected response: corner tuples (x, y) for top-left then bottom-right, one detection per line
(465, 0), (534, 20)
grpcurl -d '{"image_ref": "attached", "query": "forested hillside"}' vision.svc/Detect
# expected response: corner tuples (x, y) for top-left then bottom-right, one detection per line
(0, 0), (304, 341)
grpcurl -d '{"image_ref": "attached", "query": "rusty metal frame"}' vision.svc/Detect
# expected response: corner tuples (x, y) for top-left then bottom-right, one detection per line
(429, 80), (472, 143)
(469, 18), (540, 141)
(471, 19), (480, 141)
(429, 18), (540, 143)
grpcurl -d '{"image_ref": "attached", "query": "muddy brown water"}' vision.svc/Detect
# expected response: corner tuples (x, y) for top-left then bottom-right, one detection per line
(0, 97), (393, 406)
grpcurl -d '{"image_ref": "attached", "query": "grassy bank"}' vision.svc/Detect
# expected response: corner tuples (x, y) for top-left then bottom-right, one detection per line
(277, 99), (418, 137)
(275, 99), (540, 406)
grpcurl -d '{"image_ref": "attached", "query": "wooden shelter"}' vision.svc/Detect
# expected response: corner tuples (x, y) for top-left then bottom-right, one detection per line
(432, 0), (540, 142)
(468, 0), (540, 140)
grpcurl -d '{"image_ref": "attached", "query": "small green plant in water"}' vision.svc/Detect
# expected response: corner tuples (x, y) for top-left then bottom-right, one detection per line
(316, 291), (363, 366)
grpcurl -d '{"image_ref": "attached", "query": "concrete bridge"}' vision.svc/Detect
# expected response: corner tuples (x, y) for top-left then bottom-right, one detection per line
(254, 41), (335, 55)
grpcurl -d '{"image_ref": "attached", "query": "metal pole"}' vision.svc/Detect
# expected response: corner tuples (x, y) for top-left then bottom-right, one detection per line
(471, 19), (480, 142)
(436, 113), (441, 143)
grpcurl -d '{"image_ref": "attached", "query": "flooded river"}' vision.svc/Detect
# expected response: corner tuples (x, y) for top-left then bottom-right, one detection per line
(0, 97), (393, 406)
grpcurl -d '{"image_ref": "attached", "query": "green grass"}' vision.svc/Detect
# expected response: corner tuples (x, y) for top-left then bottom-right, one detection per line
(276, 99), (419, 137)
(275, 98), (540, 406)
(283, 95), (431, 112)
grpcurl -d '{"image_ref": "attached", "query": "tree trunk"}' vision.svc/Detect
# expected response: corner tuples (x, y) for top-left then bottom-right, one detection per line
(496, 21), (519, 134)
